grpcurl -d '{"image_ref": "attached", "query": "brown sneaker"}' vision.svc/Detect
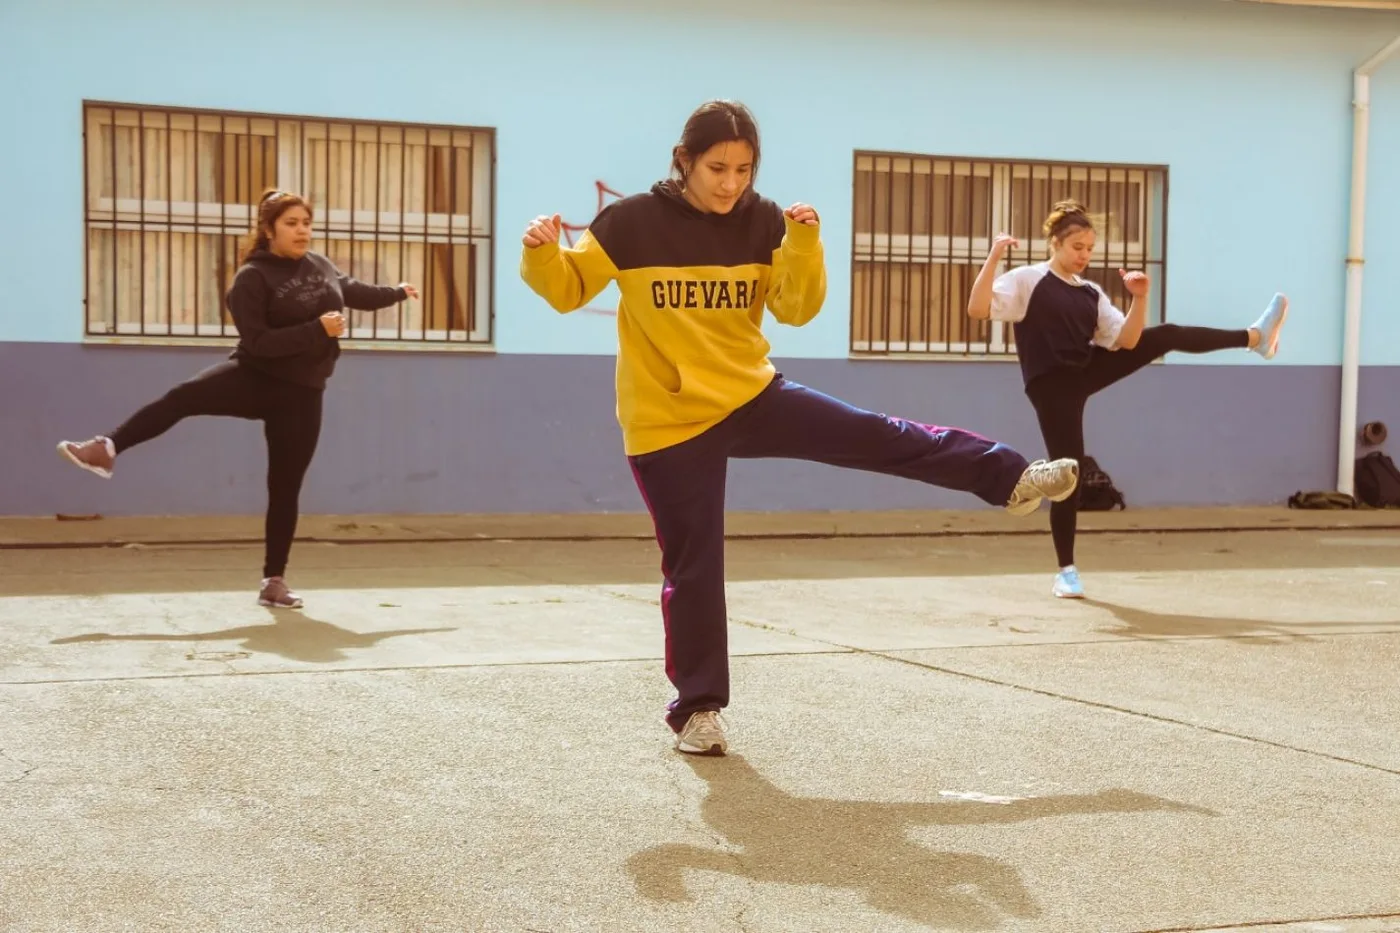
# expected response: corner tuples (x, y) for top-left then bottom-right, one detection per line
(57, 436), (116, 479)
(258, 577), (304, 609)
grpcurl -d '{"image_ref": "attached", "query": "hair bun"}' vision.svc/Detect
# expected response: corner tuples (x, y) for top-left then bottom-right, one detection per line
(1042, 198), (1090, 236)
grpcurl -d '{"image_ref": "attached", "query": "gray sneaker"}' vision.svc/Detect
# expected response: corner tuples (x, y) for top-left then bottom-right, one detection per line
(675, 711), (728, 756)
(1005, 458), (1080, 516)
(258, 577), (304, 609)
(57, 436), (116, 479)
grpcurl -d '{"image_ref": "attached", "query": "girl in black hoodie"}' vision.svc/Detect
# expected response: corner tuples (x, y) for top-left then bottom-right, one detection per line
(58, 189), (417, 608)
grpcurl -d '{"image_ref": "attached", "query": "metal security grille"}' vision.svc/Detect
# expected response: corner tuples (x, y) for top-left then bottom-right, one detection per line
(851, 152), (1168, 357)
(83, 101), (495, 345)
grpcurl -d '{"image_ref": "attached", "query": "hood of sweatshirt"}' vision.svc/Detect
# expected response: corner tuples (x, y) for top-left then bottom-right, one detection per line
(650, 180), (760, 227)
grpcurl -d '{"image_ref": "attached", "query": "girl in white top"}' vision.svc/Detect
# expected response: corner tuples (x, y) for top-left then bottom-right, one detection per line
(967, 199), (1288, 599)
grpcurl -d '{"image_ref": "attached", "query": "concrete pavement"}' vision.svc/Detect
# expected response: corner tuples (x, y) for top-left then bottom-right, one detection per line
(2, 520), (1398, 931)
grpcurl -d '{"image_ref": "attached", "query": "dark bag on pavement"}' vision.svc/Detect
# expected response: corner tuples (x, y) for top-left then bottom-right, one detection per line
(1078, 455), (1126, 511)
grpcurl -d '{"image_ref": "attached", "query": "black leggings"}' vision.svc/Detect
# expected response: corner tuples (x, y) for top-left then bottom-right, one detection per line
(109, 361), (324, 579)
(1026, 324), (1248, 568)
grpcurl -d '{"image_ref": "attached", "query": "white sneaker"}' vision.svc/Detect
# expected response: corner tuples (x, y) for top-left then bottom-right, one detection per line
(1249, 293), (1288, 360)
(1006, 458), (1080, 516)
(675, 711), (728, 756)
(57, 436), (116, 479)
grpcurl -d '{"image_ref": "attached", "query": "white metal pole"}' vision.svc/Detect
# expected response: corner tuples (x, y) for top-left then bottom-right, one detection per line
(1338, 33), (1400, 495)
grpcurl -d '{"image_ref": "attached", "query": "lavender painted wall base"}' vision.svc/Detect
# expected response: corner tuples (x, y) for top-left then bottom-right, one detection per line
(3, 343), (1395, 517)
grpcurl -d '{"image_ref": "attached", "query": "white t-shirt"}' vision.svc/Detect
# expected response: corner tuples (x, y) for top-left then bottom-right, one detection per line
(988, 262), (1127, 384)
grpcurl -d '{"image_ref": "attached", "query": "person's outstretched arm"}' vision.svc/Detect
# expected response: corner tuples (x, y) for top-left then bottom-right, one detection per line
(337, 270), (417, 311)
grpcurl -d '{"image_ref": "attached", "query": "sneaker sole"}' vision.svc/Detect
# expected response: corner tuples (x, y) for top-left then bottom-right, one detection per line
(1004, 499), (1038, 517)
(258, 598), (304, 609)
(1260, 296), (1288, 360)
(675, 741), (727, 756)
(56, 442), (112, 479)
(1053, 590), (1086, 600)
(1268, 296), (1289, 357)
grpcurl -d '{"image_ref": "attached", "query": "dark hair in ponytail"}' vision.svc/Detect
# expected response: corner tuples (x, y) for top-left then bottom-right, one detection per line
(238, 188), (313, 263)
(1042, 198), (1094, 242)
(666, 99), (762, 192)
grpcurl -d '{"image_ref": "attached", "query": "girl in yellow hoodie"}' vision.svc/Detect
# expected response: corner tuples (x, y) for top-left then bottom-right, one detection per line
(522, 99), (1078, 756)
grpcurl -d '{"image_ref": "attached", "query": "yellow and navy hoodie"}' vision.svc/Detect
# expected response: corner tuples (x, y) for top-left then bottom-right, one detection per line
(520, 182), (826, 456)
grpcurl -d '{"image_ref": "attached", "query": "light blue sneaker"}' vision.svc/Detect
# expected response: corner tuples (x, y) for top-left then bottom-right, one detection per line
(1249, 293), (1288, 360)
(1053, 566), (1085, 599)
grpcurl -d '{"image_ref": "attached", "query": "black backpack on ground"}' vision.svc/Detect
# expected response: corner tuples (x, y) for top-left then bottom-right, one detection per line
(1078, 455), (1126, 511)
(1354, 451), (1400, 508)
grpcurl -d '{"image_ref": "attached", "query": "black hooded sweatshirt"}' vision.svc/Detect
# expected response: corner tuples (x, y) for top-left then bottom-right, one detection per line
(225, 249), (406, 389)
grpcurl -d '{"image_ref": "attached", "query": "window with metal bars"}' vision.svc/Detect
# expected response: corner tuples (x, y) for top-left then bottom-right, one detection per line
(83, 101), (494, 346)
(851, 151), (1168, 357)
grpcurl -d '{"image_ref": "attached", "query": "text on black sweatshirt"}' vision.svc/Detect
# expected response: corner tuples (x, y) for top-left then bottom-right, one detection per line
(226, 249), (406, 388)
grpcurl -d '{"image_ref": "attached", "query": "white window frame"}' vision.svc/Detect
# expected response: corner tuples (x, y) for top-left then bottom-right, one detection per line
(83, 103), (495, 347)
(851, 153), (1167, 358)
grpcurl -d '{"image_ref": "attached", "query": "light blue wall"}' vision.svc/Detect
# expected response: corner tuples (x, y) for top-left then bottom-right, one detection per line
(1, 0), (1397, 364)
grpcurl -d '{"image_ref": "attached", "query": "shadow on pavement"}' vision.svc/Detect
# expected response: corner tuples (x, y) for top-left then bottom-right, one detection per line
(1084, 599), (1400, 644)
(628, 753), (1215, 930)
(50, 607), (456, 664)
